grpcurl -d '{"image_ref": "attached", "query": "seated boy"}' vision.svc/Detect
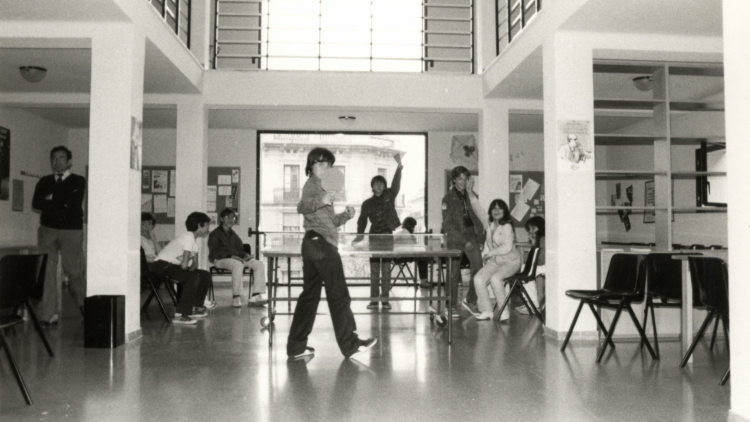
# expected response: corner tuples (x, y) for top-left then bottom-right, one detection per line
(208, 208), (267, 308)
(151, 212), (214, 325)
(141, 212), (161, 265)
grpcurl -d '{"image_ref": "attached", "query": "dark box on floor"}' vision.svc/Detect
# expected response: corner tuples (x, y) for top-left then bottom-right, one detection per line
(84, 295), (125, 349)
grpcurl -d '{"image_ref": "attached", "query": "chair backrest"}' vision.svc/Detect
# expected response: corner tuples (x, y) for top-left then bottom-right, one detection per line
(0, 254), (47, 306)
(688, 257), (729, 314)
(602, 253), (647, 299)
(139, 247), (151, 278)
(243, 243), (252, 256)
(519, 247), (540, 278)
(646, 253), (688, 300)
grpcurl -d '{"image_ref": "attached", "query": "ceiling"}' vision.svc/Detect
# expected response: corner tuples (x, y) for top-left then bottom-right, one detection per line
(0, 0), (127, 22)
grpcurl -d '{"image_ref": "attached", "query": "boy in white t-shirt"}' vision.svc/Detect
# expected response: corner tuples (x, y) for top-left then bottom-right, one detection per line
(151, 212), (213, 325)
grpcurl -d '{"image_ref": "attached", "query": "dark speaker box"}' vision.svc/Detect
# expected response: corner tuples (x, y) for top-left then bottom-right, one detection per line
(84, 295), (125, 349)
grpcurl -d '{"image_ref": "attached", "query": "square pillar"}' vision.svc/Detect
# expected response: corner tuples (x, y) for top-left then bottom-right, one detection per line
(87, 25), (145, 339)
(479, 99), (510, 202)
(542, 32), (597, 338)
(175, 99), (208, 237)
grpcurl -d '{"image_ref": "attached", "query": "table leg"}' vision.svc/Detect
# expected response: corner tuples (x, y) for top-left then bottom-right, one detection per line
(447, 257), (452, 345)
(681, 259), (693, 364)
(265, 257), (275, 346)
(287, 257), (292, 314)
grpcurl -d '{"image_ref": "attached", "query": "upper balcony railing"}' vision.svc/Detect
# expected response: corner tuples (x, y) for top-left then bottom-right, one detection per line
(149, 0), (192, 48)
(496, 0), (540, 56)
(212, 0), (474, 74)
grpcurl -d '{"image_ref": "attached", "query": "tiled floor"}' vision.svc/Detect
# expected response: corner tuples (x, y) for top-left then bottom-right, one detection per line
(0, 284), (731, 421)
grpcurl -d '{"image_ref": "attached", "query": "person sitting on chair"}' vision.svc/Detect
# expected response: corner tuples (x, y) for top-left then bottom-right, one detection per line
(467, 179), (521, 322)
(141, 212), (161, 266)
(393, 217), (430, 288)
(151, 212), (214, 325)
(208, 207), (267, 308)
(517, 216), (545, 314)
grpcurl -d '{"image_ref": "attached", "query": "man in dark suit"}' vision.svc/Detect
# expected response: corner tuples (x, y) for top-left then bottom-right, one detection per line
(32, 146), (87, 325)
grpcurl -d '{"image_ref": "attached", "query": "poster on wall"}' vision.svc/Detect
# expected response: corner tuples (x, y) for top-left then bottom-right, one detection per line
(449, 134), (478, 171)
(557, 120), (592, 171)
(130, 116), (142, 171)
(508, 171), (545, 228)
(0, 126), (10, 200)
(643, 180), (656, 223)
(152, 170), (168, 193)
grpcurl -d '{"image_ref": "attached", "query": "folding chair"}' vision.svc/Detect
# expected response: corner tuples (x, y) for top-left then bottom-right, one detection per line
(140, 248), (178, 323)
(560, 253), (656, 363)
(209, 243), (255, 300)
(0, 315), (32, 404)
(495, 247), (543, 324)
(680, 257), (729, 378)
(389, 259), (416, 291)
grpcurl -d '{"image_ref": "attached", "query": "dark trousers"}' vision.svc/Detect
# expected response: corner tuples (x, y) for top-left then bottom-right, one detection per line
(287, 231), (360, 358)
(450, 241), (482, 307)
(151, 261), (210, 315)
(369, 259), (391, 298)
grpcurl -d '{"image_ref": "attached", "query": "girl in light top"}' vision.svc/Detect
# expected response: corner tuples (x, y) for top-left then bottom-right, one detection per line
(468, 180), (521, 321)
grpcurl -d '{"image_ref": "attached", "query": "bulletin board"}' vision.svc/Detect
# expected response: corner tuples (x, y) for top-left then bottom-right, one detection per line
(509, 171), (545, 228)
(141, 166), (176, 224)
(206, 167), (240, 225)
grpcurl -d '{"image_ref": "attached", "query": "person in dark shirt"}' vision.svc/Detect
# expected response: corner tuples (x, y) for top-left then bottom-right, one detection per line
(32, 146), (87, 325)
(355, 153), (403, 310)
(208, 207), (267, 308)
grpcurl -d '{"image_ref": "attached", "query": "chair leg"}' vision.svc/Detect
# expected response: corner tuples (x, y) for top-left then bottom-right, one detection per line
(721, 314), (729, 354)
(164, 279), (178, 306)
(148, 279), (171, 324)
(518, 283), (544, 324)
(1, 331), (32, 405)
(587, 303), (616, 350)
(640, 296), (650, 350)
(720, 367), (730, 386)
(560, 301), (584, 352)
(208, 276), (215, 302)
(596, 301), (625, 363)
(625, 303), (658, 359)
(142, 291), (156, 312)
(710, 316), (720, 350)
(649, 298), (660, 359)
(495, 280), (517, 321)
(23, 303), (54, 357)
(680, 311), (715, 368)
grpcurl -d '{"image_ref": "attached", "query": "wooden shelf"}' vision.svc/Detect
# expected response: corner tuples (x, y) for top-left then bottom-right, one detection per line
(672, 206), (727, 212)
(594, 99), (665, 110)
(596, 170), (666, 179)
(594, 134), (661, 144)
(596, 206), (666, 211)
(671, 137), (725, 145)
(671, 171), (727, 177)
(670, 101), (724, 112)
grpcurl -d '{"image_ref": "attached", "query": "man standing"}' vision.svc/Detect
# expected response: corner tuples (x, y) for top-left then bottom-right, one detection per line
(32, 146), (87, 325)
(355, 153), (402, 310)
(441, 166), (483, 318)
(208, 208), (267, 308)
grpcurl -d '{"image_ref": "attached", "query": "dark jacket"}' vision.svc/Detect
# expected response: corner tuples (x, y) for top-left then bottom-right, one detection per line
(357, 166), (402, 235)
(441, 187), (483, 249)
(32, 174), (86, 230)
(208, 226), (246, 263)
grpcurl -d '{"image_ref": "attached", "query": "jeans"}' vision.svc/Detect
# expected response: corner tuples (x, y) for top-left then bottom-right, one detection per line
(473, 258), (521, 314)
(287, 231), (361, 358)
(37, 226), (86, 321)
(214, 257), (266, 297)
(151, 261), (210, 315)
(450, 241), (482, 308)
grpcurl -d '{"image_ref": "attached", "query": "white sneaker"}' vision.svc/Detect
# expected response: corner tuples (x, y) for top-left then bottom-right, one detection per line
(231, 296), (242, 308)
(349, 338), (378, 359)
(475, 312), (493, 321)
(172, 315), (197, 325)
(249, 295), (268, 307)
(290, 347), (315, 359)
(204, 300), (218, 310)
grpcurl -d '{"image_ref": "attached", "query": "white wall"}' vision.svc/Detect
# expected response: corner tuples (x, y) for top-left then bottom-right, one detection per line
(0, 108), (68, 248)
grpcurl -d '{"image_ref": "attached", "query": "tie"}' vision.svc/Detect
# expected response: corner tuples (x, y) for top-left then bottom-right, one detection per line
(56, 174), (63, 184)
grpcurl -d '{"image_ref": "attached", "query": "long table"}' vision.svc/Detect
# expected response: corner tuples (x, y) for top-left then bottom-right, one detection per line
(260, 240), (462, 347)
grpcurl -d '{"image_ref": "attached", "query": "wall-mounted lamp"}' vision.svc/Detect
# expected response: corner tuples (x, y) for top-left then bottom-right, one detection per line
(632, 75), (653, 92)
(338, 115), (356, 126)
(19, 66), (47, 83)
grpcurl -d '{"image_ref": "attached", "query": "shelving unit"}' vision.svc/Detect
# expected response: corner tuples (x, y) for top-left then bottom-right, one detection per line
(593, 61), (726, 249)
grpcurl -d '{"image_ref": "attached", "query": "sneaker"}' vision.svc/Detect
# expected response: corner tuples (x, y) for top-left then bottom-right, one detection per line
(248, 295), (268, 307)
(204, 300), (218, 310)
(419, 280), (431, 289)
(494, 309), (510, 323)
(172, 315), (197, 325)
(366, 301), (379, 309)
(381, 301), (392, 310)
(517, 302), (544, 315)
(290, 347), (315, 359)
(475, 312), (493, 321)
(450, 308), (460, 319)
(190, 306), (208, 318)
(231, 296), (242, 308)
(349, 338), (378, 359)
(462, 298), (479, 316)
(40, 314), (59, 326)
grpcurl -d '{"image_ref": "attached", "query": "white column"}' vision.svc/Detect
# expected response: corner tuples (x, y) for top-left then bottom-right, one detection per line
(724, 0), (750, 417)
(542, 32), (597, 339)
(87, 25), (145, 339)
(475, 0), (499, 73)
(175, 99), (208, 237)
(479, 99), (509, 202)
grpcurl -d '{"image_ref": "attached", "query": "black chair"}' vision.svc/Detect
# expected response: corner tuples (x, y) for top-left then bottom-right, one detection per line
(560, 253), (657, 363)
(496, 247), (543, 324)
(0, 315), (32, 404)
(679, 257), (730, 379)
(0, 254), (54, 357)
(639, 253), (701, 359)
(140, 248), (178, 323)
(389, 259), (416, 291)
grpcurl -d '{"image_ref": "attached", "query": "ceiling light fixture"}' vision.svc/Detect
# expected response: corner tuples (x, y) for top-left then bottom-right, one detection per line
(338, 115), (356, 126)
(632, 75), (653, 92)
(19, 66), (47, 83)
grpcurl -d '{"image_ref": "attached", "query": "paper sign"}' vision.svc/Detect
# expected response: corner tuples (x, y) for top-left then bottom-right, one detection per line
(152, 170), (168, 193)
(510, 175), (523, 193)
(207, 186), (217, 212)
(218, 175), (231, 185)
(170, 170), (176, 197)
(232, 169), (239, 183)
(510, 202), (530, 222)
(154, 194), (167, 213)
(141, 194), (153, 212)
(142, 170), (150, 190)
(208, 213), (218, 226)
(520, 178), (540, 201)
(167, 197), (175, 217)
(218, 186), (232, 196)
(225, 197), (233, 207)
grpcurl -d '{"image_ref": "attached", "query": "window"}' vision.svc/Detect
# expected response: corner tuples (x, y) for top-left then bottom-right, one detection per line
(283, 165), (300, 202)
(283, 212), (300, 232)
(695, 142), (727, 207)
(378, 168), (387, 178)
